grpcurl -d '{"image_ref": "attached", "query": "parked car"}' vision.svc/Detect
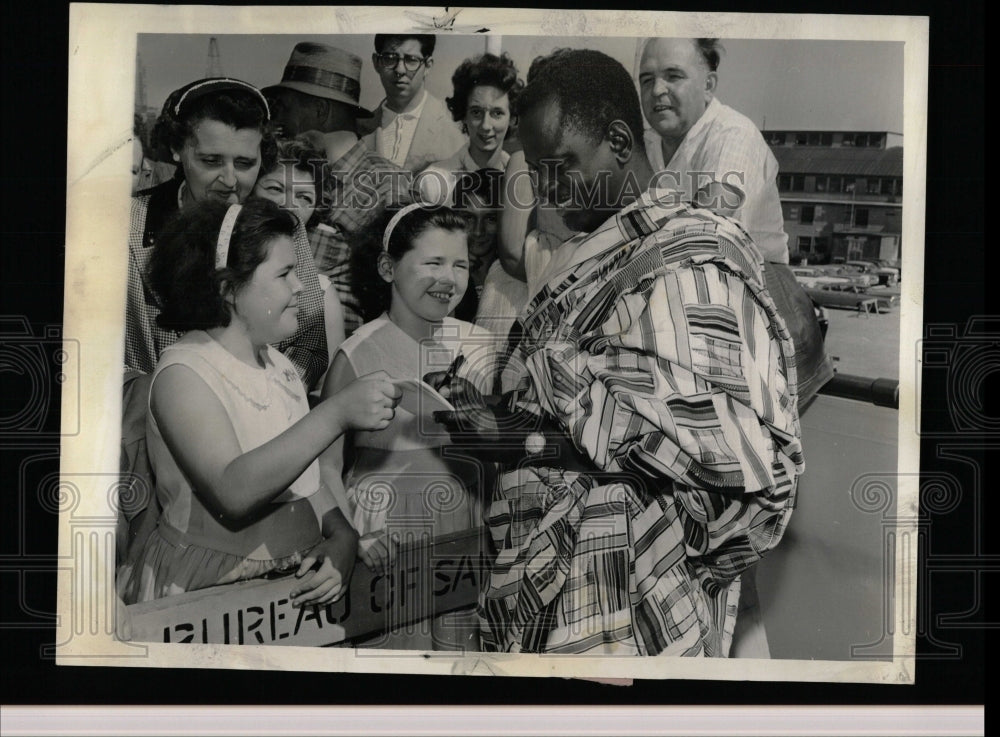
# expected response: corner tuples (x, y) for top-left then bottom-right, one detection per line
(791, 267), (853, 291)
(835, 264), (880, 288)
(811, 264), (871, 292)
(846, 260), (899, 286)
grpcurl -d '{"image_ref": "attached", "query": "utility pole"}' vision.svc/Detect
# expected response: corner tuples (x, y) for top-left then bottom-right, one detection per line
(134, 52), (147, 111)
(206, 37), (223, 78)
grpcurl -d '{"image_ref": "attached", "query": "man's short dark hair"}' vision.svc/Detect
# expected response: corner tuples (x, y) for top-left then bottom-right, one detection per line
(519, 48), (645, 151)
(374, 34), (436, 58)
(694, 38), (725, 72)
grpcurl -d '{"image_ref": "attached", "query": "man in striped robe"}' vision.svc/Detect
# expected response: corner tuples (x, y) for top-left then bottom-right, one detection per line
(434, 49), (803, 655)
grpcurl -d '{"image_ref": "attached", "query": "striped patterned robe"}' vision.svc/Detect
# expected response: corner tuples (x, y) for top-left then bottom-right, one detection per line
(481, 191), (804, 655)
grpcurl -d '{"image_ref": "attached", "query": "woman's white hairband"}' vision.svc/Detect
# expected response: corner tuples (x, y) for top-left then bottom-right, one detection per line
(382, 203), (426, 252)
(174, 78), (271, 121)
(216, 204), (243, 269)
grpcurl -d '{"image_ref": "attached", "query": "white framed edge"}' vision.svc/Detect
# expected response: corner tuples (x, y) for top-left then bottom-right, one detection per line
(59, 4), (928, 685)
(0, 705), (985, 736)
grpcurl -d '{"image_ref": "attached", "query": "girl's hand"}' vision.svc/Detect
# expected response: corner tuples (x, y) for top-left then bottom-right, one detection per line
(328, 370), (402, 433)
(357, 531), (394, 575)
(290, 528), (359, 608)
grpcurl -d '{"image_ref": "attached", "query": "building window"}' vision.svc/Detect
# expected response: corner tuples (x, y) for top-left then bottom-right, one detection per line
(854, 208), (869, 227)
(855, 133), (869, 147)
(828, 175), (843, 193)
(796, 132), (808, 145)
(801, 205), (815, 224)
(882, 177), (897, 195)
(896, 178), (903, 195)
(867, 178), (881, 195)
(767, 132), (785, 145)
(821, 133), (833, 146)
(777, 174), (790, 191)
(807, 132), (821, 145)
(841, 134), (854, 146)
(797, 236), (812, 252)
(790, 175), (805, 192)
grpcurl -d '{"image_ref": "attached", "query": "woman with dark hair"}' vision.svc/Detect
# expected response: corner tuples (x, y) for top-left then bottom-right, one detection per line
(414, 53), (524, 206)
(321, 204), (496, 650)
(253, 134), (346, 360)
(252, 134), (328, 231)
(126, 77), (328, 391)
(118, 198), (400, 604)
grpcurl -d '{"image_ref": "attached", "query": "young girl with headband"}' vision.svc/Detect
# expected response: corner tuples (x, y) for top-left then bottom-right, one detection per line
(119, 198), (401, 605)
(320, 203), (497, 650)
(127, 77), (327, 390)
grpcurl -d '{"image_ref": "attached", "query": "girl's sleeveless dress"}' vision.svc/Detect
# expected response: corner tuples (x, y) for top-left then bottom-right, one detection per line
(119, 331), (322, 605)
(336, 315), (495, 650)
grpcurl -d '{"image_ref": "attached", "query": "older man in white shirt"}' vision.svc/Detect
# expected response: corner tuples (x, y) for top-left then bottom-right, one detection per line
(638, 38), (789, 264)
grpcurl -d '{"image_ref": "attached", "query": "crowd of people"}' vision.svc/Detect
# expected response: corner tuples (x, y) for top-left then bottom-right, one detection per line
(118, 34), (829, 656)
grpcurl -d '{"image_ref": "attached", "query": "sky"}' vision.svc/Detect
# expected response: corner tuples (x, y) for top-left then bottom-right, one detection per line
(137, 34), (904, 134)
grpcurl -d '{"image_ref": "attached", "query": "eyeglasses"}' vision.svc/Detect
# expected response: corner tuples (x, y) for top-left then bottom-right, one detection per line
(375, 52), (427, 72)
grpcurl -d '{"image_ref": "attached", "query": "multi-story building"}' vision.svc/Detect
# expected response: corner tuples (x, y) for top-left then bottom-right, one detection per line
(764, 130), (903, 264)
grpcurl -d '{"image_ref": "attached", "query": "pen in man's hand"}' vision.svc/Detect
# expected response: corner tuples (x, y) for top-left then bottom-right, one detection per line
(438, 353), (465, 392)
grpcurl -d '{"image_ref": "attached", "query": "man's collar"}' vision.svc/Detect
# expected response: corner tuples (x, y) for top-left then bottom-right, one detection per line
(654, 96), (722, 168)
(555, 188), (684, 275)
(679, 96), (721, 146)
(380, 88), (428, 125)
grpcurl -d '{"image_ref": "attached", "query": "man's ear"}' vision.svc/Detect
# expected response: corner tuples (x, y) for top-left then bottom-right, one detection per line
(705, 71), (718, 99)
(606, 120), (634, 164)
(424, 56), (434, 71)
(313, 97), (334, 126)
(376, 251), (395, 283)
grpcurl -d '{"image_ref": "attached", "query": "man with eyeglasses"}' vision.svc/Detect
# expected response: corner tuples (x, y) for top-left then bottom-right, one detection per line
(360, 34), (466, 174)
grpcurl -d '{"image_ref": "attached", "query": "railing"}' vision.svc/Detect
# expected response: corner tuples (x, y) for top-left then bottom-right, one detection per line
(817, 372), (899, 409)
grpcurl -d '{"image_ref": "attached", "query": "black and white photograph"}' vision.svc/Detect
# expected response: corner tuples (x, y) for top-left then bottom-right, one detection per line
(56, 4), (927, 684)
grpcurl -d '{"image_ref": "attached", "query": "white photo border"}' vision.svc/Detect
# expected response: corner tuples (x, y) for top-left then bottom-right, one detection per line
(60, 3), (927, 683)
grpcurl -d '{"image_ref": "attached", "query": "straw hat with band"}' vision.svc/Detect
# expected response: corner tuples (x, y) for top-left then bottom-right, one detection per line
(264, 42), (373, 118)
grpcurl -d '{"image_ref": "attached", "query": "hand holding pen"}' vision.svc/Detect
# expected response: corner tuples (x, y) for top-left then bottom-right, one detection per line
(437, 352), (465, 393)
(424, 353), (484, 408)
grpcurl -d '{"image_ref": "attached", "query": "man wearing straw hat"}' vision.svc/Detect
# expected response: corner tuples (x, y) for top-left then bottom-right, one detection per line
(264, 42), (373, 146)
(265, 42), (412, 337)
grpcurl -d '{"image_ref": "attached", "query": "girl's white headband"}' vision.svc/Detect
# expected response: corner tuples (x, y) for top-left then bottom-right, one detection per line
(382, 202), (427, 252)
(216, 204), (243, 269)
